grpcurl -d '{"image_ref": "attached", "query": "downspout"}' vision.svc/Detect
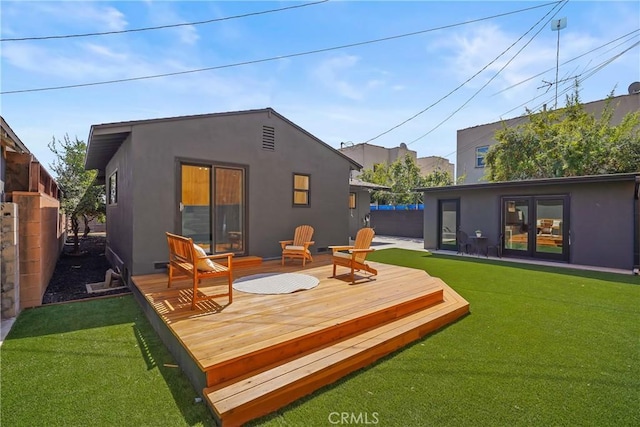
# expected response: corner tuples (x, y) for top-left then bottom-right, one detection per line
(634, 176), (639, 275)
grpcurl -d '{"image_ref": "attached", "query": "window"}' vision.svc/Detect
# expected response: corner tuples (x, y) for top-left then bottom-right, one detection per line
(108, 171), (117, 205)
(476, 146), (489, 168)
(349, 192), (356, 209)
(293, 173), (310, 206)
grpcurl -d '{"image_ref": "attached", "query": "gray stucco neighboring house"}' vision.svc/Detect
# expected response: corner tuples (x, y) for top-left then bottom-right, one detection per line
(457, 88), (640, 183)
(85, 108), (362, 282)
(418, 173), (640, 272)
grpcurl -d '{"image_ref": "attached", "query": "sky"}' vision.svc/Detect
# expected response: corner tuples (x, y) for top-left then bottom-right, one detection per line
(1, 0), (639, 174)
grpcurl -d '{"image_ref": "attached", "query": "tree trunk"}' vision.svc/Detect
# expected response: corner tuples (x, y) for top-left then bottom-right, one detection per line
(71, 215), (80, 254)
(82, 214), (91, 238)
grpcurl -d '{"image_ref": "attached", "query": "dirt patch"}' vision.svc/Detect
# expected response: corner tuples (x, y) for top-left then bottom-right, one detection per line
(43, 234), (130, 304)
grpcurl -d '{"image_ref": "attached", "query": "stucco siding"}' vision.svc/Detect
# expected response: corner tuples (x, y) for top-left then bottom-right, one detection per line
(105, 134), (134, 280)
(120, 110), (353, 275)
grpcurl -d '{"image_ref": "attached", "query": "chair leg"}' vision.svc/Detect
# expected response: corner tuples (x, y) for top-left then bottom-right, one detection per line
(228, 274), (233, 304)
(332, 263), (337, 277)
(191, 275), (198, 310)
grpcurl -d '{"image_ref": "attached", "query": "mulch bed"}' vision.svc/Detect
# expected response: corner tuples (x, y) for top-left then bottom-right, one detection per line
(43, 234), (131, 304)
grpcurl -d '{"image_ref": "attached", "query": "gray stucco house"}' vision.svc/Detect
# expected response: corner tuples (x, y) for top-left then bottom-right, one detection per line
(419, 173), (639, 272)
(85, 108), (362, 282)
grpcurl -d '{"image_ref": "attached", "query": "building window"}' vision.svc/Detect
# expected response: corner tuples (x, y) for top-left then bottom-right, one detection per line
(108, 171), (117, 205)
(476, 146), (489, 168)
(293, 173), (310, 206)
(349, 192), (356, 209)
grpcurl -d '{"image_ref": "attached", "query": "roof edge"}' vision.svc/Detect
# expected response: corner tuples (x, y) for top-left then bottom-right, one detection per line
(416, 172), (640, 192)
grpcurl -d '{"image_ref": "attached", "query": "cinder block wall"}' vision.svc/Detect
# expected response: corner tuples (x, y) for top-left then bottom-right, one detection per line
(1, 203), (20, 319)
(13, 192), (64, 309)
(370, 210), (423, 238)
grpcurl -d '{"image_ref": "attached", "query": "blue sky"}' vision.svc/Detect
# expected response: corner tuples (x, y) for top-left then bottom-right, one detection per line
(2, 1), (639, 173)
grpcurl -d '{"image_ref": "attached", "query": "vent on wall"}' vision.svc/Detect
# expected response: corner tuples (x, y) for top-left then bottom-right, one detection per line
(262, 126), (275, 151)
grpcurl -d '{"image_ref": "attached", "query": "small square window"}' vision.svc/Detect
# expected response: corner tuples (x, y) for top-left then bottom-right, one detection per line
(108, 171), (117, 205)
(476, 146), (489, 168)
(293, 173), (310, 206)
(349, 192), (356, 209)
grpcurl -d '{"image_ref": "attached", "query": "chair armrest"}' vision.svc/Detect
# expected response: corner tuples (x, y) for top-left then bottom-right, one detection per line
(350, 248), (375, 253)
(202, 252), (234, 260)
(201, 252), (233, 264)
(329, 245), (353, 253)
(279, 240), (294, 249)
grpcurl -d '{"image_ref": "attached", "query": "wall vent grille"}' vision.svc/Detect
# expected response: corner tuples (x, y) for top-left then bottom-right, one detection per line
(262, 126), (275, 151)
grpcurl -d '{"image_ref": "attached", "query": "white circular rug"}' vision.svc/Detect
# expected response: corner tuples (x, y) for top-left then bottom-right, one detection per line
(233, 273), (319, 295)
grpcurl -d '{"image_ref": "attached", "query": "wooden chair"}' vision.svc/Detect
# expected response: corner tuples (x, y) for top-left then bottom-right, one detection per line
(280, 225), (315, 266)
(166, 232), (233, 310)
(330, 227), (377, 285)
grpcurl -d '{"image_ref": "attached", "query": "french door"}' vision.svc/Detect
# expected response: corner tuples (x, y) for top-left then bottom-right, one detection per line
(179, 163), (246, 254)
(502, 195), (569, 261)
(438, 199), (460, 251)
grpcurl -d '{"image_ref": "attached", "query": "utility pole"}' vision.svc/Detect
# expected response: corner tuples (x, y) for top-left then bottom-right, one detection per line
(551, 17), (567, 109)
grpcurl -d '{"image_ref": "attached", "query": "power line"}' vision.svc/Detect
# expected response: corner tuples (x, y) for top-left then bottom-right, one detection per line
(362, 0), (565, 145)
(0, 1), (329, 42)
(439, 40), (639, 165)
(493, 29), (639, 97)
(405, 0), (568, 145)
(1, 1), (562, 95)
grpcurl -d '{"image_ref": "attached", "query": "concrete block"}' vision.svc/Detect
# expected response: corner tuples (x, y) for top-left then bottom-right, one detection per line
(0, 203), (18, 217)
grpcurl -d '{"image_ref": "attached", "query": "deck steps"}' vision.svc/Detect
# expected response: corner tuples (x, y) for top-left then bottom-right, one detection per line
(204, 281), (469, 426)
(203, 284), (444, 387)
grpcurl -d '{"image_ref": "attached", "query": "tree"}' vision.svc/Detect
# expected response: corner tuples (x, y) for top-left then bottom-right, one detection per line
(486, 86), (640, 181)
(48, 134), (106, 253)
(360, 154), (453, 206)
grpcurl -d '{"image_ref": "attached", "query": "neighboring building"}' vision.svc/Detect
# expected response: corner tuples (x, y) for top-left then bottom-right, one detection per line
(418, 173), (639, 272)
(339, 142), (455, 178)
(457, 88), (640, 183)
(1, 117), (64, 317)
(416, 156), (455, 179)
(85, 108), (362, 282)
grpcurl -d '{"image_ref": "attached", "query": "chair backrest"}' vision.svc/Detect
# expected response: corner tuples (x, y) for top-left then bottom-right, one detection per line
(293, 225), (314, 246)
(353, 228), (375, 263)
(166, 232), (196, 264)
(457, 230), (469, 244)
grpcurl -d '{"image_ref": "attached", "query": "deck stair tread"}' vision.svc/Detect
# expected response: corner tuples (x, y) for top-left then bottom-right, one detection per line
(204, 286), (468, 426)
(202, 284), (445, 387)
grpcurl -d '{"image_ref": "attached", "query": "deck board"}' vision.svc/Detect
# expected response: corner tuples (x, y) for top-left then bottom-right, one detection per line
(132, 254), (469, 425)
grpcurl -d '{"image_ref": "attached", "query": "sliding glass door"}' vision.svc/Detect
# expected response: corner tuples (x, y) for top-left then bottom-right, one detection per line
(181, 164), (212, 250)
(180, 162), (246, 255)
(502, 196), (568, 261)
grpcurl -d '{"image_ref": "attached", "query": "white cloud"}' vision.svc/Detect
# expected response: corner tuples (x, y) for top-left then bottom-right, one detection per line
(313, 55), (362, 100)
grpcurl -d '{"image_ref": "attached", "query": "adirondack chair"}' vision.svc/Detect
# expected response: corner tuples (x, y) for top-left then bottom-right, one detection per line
(279, 225), (315, 266)
(330, 227), (377, 284)
(166, 232), (234, 310)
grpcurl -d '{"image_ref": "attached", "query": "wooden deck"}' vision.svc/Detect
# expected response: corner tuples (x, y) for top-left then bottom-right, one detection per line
(131, 254), (469, 426)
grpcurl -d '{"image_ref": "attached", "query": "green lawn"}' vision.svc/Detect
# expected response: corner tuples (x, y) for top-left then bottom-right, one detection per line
(2, 250), (639, 426)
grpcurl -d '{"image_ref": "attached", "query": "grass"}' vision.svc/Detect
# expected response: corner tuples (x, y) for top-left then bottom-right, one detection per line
(2, 250), (639, 426)
(0, 296), (214, 427)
